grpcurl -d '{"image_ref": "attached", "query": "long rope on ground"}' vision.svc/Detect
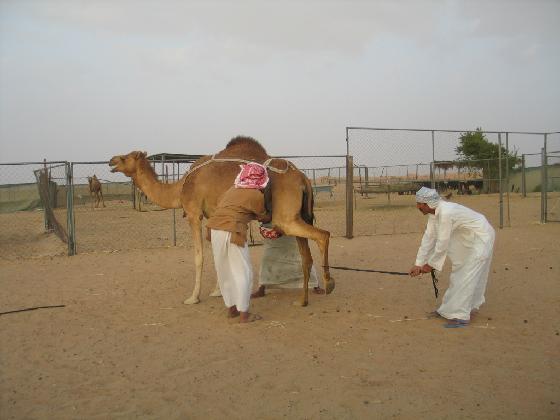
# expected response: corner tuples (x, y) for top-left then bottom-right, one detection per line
(328, 265), (408, 275)
(0, 305), (66, 316)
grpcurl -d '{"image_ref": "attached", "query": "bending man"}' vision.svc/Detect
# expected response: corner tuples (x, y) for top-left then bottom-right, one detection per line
(206, 162), (271, 323)
(409, 187), (495, 328)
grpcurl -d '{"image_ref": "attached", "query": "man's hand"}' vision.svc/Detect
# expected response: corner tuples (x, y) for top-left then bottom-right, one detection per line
(409, 265), (422, 277)
(409, 264), (433, 277)
(258, 212), (272, 223)
(420, 264), (433, 273)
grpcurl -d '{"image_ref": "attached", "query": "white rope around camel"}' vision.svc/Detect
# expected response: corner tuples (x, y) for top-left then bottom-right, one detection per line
(181, 155), (293, 183)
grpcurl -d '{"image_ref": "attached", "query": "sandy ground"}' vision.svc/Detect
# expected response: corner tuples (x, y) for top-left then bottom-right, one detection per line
(1, 194), (559, 419)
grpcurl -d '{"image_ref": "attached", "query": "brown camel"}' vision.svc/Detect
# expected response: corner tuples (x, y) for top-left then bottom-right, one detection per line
(109, 136), (334, 306)
(87, 175), (105, 208)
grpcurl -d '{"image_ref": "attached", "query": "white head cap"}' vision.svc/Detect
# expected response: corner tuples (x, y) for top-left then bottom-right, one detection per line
(415, 187), (440, 209)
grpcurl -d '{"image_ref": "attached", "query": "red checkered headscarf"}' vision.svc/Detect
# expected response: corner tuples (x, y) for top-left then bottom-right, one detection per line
(234, 162), (269, 189)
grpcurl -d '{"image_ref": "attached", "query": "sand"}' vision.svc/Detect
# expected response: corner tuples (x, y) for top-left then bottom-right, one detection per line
(1, 193), (559, 419)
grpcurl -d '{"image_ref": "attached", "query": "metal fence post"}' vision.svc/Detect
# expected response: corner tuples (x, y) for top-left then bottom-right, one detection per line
(541, 147), (546, 224)
(172, 162), (177, 246)
(345, 155), (354, 239)
(506, 132), (511, 227)
(498, 133), (503, 229)
(430, 130), (435, 189)
(544, 133), (548, 221)
(521, 154), (526, 197)
(66, 162), (76, 255)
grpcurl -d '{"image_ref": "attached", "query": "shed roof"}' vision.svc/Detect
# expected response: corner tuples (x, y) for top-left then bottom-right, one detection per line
(147, 153), (204, 162)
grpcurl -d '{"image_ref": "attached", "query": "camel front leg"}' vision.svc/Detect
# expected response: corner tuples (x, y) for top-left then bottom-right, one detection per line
(281, 221), (334, 295)
(184, 215), (203, 305)
(295, 236), (312, 307)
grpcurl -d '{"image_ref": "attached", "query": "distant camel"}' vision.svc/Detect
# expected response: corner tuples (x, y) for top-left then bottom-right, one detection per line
(109, 136), (334, 306)
(87, 175), (105, 208)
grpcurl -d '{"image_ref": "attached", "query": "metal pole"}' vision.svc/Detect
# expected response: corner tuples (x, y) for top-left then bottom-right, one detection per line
(544, 133), (548, 222)
(346, 127), (350, 156)
(541, 147), (546, 223)
(430, 131), (435, 189)
(521, 154), (526, 197)
(172, 163), (177, 246)
(345, 155), (354, 239)
(66, 162), (76, 255)
(498, 133), (503, 229)
(42, 158), (49, 231)
(506, 132), (511, 227)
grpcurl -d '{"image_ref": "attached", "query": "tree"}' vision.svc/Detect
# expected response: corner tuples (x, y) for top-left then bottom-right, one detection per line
(456, 128), (519, 193)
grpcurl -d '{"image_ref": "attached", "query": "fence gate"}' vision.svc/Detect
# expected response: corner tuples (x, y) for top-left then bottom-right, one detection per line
(0, 161), (69, 259)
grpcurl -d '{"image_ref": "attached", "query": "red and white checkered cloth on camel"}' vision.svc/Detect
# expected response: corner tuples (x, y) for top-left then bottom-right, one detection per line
(234, 162), (269, 189)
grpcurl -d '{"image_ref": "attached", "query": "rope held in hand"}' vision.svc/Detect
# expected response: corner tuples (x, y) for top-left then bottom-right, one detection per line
(325, 265), (440, 299)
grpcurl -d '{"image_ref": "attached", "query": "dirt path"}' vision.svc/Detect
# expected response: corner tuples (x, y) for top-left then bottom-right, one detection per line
(1, 217), (559, 419)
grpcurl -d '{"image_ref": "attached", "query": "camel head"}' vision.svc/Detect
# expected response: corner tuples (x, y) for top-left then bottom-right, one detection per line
(109, 151), (148, 177)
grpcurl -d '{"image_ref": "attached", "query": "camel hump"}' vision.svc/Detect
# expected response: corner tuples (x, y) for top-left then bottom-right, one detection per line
(216, 136), (269, 162)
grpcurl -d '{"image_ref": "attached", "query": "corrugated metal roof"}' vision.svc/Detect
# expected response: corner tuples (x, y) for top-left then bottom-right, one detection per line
(147, 153), (205, 162)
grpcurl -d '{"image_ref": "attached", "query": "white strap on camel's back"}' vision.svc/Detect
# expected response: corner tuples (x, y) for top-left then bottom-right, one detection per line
(182, 155), (294, 182)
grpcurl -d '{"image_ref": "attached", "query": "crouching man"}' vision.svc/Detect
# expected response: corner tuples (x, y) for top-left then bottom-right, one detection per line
(409, 187), (495, 328)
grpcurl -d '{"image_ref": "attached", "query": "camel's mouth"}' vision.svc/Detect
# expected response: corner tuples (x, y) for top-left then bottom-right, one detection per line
(108, 157), (119, 173)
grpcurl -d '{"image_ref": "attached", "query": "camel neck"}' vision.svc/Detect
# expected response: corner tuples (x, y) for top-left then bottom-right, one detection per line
(132, 166), (183, 209)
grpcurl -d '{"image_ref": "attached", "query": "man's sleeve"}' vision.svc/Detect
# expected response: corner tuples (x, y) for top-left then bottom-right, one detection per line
(427, 212), (452, 271)
(415, 217), (436, 266)
(252, 192), (271, 222)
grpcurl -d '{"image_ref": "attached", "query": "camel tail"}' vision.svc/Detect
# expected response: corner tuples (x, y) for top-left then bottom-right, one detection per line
(301, 177), (314, 225)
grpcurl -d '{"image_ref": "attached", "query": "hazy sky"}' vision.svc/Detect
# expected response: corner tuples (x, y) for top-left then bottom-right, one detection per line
(1, 0), (559, 162)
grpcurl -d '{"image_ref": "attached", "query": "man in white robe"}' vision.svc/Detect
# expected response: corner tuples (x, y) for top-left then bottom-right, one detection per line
(409, 187), (495, 328)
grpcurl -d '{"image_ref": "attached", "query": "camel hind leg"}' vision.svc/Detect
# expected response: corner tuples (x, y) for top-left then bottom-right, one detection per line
(280, 220), (334, 297)
(99, 189), (106, 207)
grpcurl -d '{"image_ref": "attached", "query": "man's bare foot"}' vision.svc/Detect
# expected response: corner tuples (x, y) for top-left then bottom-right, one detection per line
(251, 285), (266, 299)
(228, 305), (240, 318)
(238, 312), (262, 323)
(312, 286), (325, 295)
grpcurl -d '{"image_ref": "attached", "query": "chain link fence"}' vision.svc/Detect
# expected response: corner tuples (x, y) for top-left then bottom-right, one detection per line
(346, 128), (557, 234)
(1, 155), (349, 259)
(1, 132), (557, 259)
(0, 161), (69, 260)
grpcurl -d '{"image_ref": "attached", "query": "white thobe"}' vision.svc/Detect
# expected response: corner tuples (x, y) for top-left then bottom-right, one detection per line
(415, 201), (495, 321)
(259, 235), (319, 289)
(211, 229), (253, 312)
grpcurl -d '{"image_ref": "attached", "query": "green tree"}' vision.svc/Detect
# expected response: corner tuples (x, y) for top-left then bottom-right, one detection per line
(456, 128), (519, 192)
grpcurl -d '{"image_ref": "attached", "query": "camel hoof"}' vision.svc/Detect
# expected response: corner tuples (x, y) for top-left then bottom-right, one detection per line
(325, 279), (335, 295)
(209, 289), (222, 297)
(183, 296), (200, 305)
(292, 300), (308, 307)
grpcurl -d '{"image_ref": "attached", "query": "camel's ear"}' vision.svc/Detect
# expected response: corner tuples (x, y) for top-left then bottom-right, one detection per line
(131, 151), (143, 160)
